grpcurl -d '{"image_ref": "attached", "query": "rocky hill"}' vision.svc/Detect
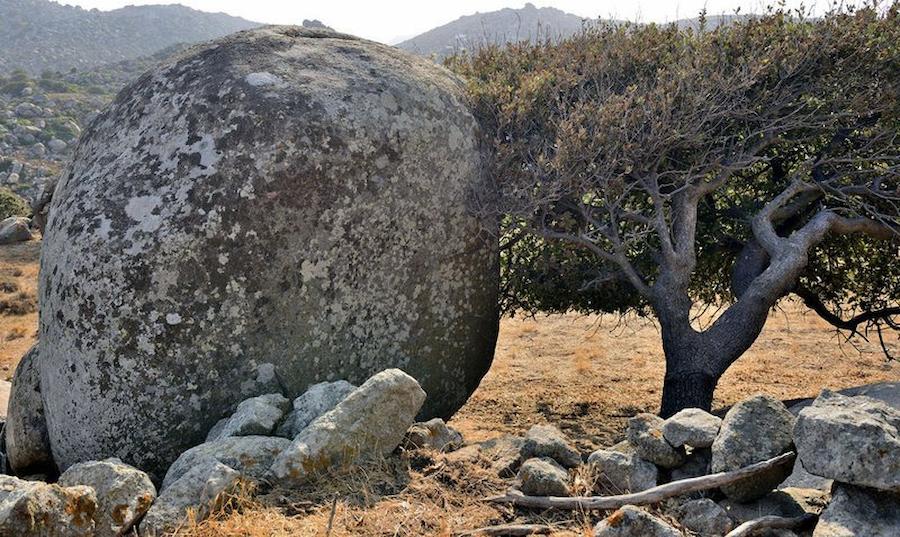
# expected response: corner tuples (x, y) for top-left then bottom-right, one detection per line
(0, 0), (261, 74)
(396, 4), (750, 58)
(396, 3), (600, 58)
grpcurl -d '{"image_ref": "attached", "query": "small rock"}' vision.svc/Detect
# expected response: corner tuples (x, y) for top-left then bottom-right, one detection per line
(794, 390), (900, 491)
(5, 346), (55, 475)
(58, 457), (156, 537)
(140, 461), (240, 535)
(626, 414), (686, 469)
(47, 139), (67, 153)
(274, 380), (356, 439)
(0, 217), (33, 245)
(206, 393), (290, 441)
(404, 418), (464, 452)
(711, 394), (795, 502)
(675, 498), (734, 536)
(162, 435), (289, 490)
(0, 475), (97, 536)
(593, 505), (681, 537)
(521, 424), (582, 468)
(671, 447), (711, 482)
(662, 408), (721, 448)
(517, 457), (570, 496)
(269, 369), (426, 485)
(479, 435), (524, 477)
(587, 448), (657, 493)
(813, 483), (900, 537)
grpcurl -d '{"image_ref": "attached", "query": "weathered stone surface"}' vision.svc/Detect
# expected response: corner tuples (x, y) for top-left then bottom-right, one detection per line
(781, 457), (832, 490)
(813, 484), (900, 537)
(587, 448), (657, 493)
(675, 498), (733, 536)
(141, 461), (240, 536)
(789, 381), (900, 414)
(5, 345), (55, 475)
(39, 26), (499, 480)
(0, 216), (32, 244)
(711, 394), (795, 502)
(718, 487), (827, 524)
(520, 424), (582, 468)
(593, 505), (681, 537)
(626, 414), (685, 469)
(162, 435), (289, 489)
(274, 380), (355, 439)
(270, 369), (426, 484)
(0, 475), (97, 536)
(58, 457), (156, 537)
(518, 457), (570, 496)
(404, 418), (464, 452)
(479, 435), (524, 477)
(206, 393), (290, 441)
(662, 408), (721, 449)
(794, 390), (900, 491)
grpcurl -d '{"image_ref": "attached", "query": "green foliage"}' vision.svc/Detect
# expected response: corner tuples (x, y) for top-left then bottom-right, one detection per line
(0, 188), (30, 220)
(450, 6), (900, 338)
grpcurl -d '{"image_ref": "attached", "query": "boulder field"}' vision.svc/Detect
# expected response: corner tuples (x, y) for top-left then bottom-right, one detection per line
(11, 25), (499, 481)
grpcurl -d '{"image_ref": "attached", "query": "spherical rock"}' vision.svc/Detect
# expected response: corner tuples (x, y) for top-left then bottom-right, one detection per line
(38, 26), (499, 481)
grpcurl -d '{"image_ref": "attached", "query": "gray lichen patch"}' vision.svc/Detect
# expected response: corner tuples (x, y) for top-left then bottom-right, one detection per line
(38, 26), (499, 482)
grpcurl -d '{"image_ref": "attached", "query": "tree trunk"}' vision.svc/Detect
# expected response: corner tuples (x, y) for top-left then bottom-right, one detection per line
(660, 369), (718, 417)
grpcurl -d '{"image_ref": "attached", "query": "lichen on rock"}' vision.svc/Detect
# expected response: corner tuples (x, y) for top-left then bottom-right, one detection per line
(37, 25), (499, 481)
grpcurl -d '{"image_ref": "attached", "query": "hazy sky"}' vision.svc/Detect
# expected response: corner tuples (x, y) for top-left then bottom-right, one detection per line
(64, 1), (824, 44)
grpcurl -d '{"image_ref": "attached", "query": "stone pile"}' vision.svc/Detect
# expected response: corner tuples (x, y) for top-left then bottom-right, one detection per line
(457, 390), (898, 537)
(0, 367), (455, 535)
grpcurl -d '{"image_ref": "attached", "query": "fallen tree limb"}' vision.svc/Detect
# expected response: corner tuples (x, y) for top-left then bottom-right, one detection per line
(724, 513), (818, 537)
(456, 523), (557, 536)
(485, 451), (796, 511)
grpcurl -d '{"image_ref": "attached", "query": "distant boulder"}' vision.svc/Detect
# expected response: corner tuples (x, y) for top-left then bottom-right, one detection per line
(36, 26), (498, 481)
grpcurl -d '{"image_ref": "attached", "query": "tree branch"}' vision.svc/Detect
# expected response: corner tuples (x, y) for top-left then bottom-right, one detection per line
(724, 514), (818, 537)
(485, 453), (796, 511)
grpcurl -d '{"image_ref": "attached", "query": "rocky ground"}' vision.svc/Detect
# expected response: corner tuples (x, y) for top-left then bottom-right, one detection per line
(0, 239), (898, 535)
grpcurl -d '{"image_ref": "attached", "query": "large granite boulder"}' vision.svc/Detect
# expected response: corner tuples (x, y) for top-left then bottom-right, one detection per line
(5, 345), (56, 476)
(794, 390), (900, 491)
(36, 26), (499, 480)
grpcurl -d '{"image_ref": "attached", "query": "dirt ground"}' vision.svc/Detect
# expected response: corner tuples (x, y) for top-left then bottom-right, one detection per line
(1, 240), (897, 535)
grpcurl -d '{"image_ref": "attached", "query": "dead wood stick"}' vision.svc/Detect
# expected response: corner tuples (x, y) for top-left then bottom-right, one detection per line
(456, 523), (557, 536)
(724, 513), (818, 537)
(486, 451), (796, 511)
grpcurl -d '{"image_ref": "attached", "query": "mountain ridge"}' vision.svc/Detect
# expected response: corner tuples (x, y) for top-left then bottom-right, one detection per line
(0, 0), (262, 74)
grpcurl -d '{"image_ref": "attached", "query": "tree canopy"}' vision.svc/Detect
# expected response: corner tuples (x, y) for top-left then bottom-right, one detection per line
(449, 5), (900, 412)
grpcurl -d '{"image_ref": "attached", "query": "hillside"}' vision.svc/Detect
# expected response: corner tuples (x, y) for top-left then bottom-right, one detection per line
(396, 3), (597, 58)
(0, 0), (261, 74)
(396, 4), (751, 58)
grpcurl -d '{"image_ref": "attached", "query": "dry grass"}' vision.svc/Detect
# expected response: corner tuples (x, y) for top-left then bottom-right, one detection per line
(1, 239), (898, 535)
(0, 240), (39, 378)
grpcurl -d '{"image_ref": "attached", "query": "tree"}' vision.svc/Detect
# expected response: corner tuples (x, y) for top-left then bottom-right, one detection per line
(450, 6), (900, 416)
